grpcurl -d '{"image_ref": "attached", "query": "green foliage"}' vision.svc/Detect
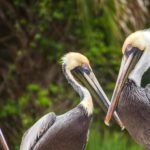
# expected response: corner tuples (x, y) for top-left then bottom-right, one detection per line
(0, 0), (149, 149)
(87, 124), (144, 150)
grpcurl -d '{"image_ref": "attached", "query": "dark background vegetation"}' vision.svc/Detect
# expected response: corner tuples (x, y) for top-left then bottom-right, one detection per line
(0, 0), (150, 149)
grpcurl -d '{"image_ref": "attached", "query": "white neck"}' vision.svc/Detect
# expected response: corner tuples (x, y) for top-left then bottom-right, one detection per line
(64, 67), (93, 116)
(129, 31), (150, 86)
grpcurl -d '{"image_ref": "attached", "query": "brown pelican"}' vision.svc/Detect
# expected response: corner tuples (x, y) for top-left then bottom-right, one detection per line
(20, 52), (122, 150)
(105, 30), (150, 149)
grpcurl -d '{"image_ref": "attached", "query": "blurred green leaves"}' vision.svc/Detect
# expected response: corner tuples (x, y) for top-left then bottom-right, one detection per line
(0, 0), (149, 149)
(87, 123), (144, 150)
(1, 100), (18, 117)
(27, 84), (51, 107)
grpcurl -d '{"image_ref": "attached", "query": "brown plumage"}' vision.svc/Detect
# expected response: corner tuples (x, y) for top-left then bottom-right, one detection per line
(118, 79), (150, 149)
(20, 52), (123, 150)
(105, 29), (150, 149)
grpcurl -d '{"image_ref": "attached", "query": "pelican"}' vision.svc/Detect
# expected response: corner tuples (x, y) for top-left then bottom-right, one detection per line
(20, 52), (122, 150)
(105, 30), (150, 149)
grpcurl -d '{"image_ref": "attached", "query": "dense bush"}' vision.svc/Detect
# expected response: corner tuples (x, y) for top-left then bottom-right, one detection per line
(0, 0), (149, 149)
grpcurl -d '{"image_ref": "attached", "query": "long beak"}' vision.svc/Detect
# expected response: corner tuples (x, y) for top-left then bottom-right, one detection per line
(0, 129), (9, 150)
(72, 69), (124, 129)
(105, 49), (143, 126)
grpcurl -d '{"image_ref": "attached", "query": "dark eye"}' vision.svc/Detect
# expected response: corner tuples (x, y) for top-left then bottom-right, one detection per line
(81, 63), (91, 74)
(124, 45), (139, 57)
(71, 64), (91, 75)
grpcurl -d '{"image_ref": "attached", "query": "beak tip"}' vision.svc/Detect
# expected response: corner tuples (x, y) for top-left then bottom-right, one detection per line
(104, 120), (110, 126)
(104, 114), (111, 126)
(121, 126), (125, 131)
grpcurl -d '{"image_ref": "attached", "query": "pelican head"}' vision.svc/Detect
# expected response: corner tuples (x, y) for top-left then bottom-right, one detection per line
(105, 29), (150, 125)
(62, 52), (106, 108)
(62, 52), (124, 128)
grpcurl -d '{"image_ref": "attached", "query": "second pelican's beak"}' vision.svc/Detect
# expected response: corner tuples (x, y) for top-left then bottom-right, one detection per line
(71, 65), (124, 129)
(105, 47), (143, 126)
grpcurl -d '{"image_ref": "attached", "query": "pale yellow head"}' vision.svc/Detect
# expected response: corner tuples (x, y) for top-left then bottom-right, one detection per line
(62, 52), (90, 70)
(122, 31), (147, 53)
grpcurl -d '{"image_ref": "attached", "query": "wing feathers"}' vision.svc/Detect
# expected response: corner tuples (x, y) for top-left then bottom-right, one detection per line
(20, 112), (56, 150)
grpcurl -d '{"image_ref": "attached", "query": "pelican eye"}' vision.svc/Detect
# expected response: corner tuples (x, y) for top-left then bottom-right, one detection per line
(72, 63), (91, 75)
(124, 45), (140, 57)
(81, 63), (91, 74)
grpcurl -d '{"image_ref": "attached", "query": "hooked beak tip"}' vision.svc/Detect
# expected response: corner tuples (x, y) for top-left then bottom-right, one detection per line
(104, 112), (111, 126)
(121, 126), (125, 131)
(104, 120), (110, 126)
(105, 115), (125, 130)
(119, 121), (125, 130)
(105, 118), (125, 130)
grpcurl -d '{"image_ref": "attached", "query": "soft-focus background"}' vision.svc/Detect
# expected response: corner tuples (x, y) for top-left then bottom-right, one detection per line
(0, 0), (150, 149)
